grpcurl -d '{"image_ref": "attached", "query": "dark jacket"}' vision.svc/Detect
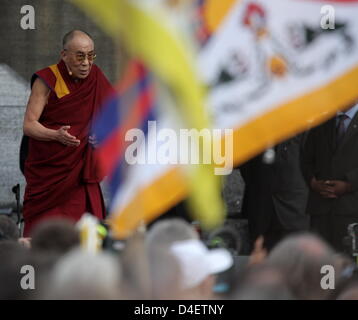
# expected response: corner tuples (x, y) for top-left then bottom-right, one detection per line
(240, 134), (309, 238)
(301, 113), (358, 217)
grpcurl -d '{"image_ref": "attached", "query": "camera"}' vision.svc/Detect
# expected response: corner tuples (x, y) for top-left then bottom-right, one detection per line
(343, 223), (358, 258)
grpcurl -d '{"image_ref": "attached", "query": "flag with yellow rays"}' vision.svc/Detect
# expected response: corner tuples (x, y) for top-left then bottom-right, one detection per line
(196, 0), (358, 165)
(70, 0), (358, 238)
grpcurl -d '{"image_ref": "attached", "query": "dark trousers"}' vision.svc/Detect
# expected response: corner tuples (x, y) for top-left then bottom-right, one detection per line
(310, 214), (358, 253)
(249, 210), (289, 252)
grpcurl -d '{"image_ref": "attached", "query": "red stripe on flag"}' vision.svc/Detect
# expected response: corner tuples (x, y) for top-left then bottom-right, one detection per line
(96, 84), (155, 176)
(115, 60), (147, 94)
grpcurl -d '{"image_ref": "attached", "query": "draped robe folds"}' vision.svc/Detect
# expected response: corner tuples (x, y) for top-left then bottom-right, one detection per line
(23, 60), (114, 236)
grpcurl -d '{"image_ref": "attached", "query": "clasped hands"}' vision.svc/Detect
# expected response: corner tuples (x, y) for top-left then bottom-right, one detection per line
(310, 177), (352, 198)
(56, 126), (97, 147)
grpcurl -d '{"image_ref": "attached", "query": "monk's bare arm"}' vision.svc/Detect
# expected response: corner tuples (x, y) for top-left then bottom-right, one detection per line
(23, 78), (54, 141)
(23, 78), (80, 146)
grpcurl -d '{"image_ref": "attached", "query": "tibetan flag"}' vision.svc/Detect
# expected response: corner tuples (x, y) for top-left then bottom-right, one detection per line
(92, 60), (156, 182)
(92, 60), (156, 213)
(74, 0), (225, 237)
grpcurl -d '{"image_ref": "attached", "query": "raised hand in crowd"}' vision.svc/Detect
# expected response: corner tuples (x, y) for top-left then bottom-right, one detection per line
(248, 236), (267, 266)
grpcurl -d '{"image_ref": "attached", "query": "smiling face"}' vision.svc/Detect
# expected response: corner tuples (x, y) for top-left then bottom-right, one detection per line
(61, 32), (95, 79)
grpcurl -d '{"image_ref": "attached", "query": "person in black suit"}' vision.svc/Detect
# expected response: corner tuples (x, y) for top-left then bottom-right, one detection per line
(301, 102), (358, 252)
(240, 134), (309, 251)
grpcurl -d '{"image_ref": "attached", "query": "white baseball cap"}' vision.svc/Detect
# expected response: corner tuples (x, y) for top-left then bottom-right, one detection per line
(170, 239), (233, 289)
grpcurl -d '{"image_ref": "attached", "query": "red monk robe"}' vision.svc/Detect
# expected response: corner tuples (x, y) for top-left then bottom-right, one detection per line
(23, 60), (114, 236)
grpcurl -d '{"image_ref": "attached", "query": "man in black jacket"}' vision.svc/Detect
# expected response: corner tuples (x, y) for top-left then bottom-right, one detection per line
(301, 102), (358, 251)
(240, 134), (309, 251)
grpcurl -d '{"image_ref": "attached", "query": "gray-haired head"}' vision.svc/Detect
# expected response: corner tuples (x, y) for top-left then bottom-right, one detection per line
(266, 232), (337, 299)
(144, 219), (199, 299)
(46, 249), (121, 299)
(145, 218), (199, 251)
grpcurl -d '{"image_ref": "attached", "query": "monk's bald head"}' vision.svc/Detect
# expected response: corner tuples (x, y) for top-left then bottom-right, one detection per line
(62, 30), (93, 50)
(61, 30), (95, 79)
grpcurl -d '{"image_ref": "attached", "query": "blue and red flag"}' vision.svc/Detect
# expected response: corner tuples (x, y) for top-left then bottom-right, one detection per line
(92, 60), (156, 207)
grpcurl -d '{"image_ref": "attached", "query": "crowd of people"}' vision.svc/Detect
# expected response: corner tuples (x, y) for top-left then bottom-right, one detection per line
(0, 215), (358, 300)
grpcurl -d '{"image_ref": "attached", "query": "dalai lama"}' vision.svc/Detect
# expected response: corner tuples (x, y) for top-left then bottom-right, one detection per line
(22, 30), (114, 236)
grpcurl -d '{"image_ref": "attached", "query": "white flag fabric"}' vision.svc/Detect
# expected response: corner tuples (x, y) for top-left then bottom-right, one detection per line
(197, 0), (358, 164)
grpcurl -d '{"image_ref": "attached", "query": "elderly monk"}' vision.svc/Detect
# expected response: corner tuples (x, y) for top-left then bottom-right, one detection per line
(22, 30), (114, 236)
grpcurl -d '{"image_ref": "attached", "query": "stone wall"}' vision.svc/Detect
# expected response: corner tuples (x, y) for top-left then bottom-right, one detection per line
(0, 0), (118, 83)
(0, 64), (29, 208)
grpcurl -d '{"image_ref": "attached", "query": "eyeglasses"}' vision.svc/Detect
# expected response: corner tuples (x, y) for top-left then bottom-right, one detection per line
(64, 49), (97, 62)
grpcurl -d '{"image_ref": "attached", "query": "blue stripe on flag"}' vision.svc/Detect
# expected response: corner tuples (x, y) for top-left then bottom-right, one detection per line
(92, 95), (120, 145)
(107, 107), (157, 210)
(92, 75), (152, 146)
